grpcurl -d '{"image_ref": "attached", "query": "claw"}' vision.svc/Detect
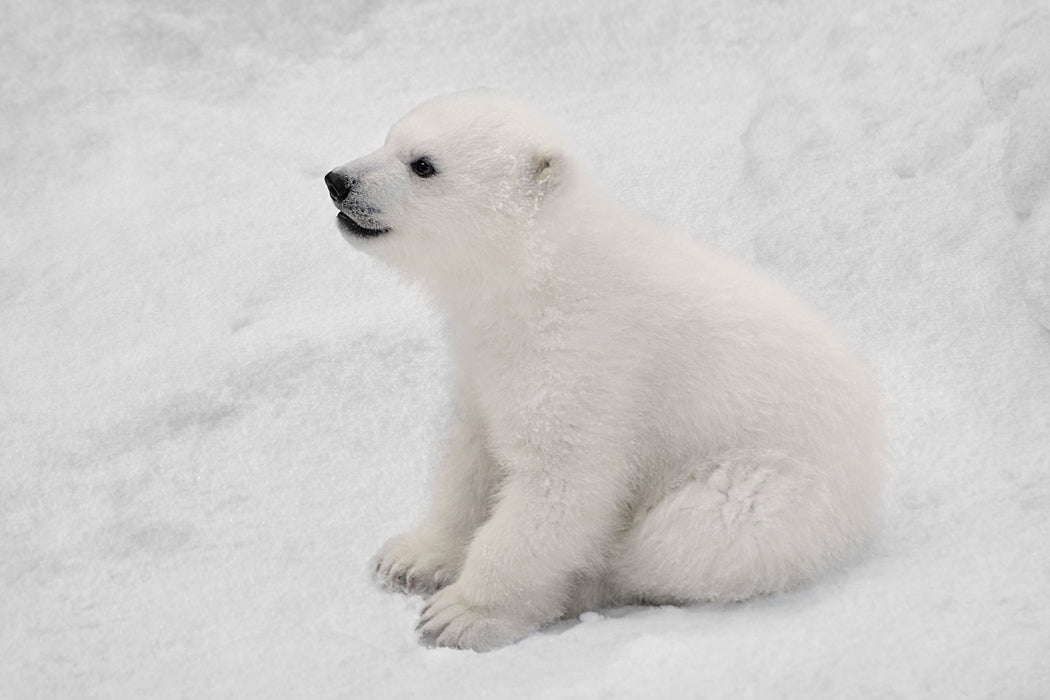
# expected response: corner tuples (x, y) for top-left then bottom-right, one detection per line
(420, 599), (435, 620)
(417, 614), (453, 644)
(418, 624), (446, 647)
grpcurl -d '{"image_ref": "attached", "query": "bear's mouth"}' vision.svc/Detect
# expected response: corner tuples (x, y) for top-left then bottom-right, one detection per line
(337, 212), (391, 238)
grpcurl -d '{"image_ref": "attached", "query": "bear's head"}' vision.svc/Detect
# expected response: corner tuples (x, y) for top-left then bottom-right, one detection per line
(325, 91), (570, 290)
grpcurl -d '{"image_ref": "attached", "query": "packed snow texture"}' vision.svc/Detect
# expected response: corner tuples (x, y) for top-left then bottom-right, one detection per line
(2, 0), (1048, 697)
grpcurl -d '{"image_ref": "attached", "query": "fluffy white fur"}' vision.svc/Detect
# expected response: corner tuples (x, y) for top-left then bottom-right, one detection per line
(326, 91), (886, 652)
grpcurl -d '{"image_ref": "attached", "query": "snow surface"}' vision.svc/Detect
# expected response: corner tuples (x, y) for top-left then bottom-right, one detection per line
(2, 0), (1049, 697)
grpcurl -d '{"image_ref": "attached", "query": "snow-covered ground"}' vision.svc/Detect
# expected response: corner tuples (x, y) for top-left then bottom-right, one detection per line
(3, 0), (1048, 697)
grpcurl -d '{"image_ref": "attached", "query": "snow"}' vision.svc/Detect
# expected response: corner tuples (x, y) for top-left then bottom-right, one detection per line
(2, 0), (1048, 697)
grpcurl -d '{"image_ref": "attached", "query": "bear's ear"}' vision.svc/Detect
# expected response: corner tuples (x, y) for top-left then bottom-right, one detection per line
(530, 149), (562, 199)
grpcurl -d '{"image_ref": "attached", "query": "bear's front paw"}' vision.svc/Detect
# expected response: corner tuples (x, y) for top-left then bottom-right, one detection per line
(372, 531), (462, 595)
(416, 584), (535, 652)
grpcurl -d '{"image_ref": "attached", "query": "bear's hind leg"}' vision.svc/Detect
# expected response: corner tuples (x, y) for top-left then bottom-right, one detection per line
(607, 449), (858, 605)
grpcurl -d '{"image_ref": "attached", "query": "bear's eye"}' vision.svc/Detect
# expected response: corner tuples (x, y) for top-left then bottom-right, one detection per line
(410, 157), (437, 178)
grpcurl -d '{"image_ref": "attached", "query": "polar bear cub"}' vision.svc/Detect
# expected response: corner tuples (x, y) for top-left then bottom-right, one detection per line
(324, 91), (886, 652)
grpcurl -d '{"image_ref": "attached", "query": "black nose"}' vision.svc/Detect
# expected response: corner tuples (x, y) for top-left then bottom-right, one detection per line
(325, 171), (352, 202)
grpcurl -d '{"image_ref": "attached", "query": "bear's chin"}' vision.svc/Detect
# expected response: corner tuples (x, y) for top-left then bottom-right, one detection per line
(337, 212), (390, 239)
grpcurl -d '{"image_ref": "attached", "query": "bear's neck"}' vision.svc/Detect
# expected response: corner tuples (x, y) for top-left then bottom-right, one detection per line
(432, 188), (627, 342)
(441, 241), (614, 368)
(438, 212), (595, 312)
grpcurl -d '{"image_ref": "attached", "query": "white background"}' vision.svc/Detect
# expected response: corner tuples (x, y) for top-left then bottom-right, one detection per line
(2, 0), (1048, 697)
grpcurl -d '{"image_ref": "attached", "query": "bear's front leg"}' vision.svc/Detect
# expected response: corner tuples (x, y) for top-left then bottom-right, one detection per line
(373, 405), (497, 595)
(416, 461), (626, 651)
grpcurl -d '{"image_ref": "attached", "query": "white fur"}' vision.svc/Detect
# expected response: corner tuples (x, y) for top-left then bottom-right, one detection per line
(327, 92), (886, 652)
